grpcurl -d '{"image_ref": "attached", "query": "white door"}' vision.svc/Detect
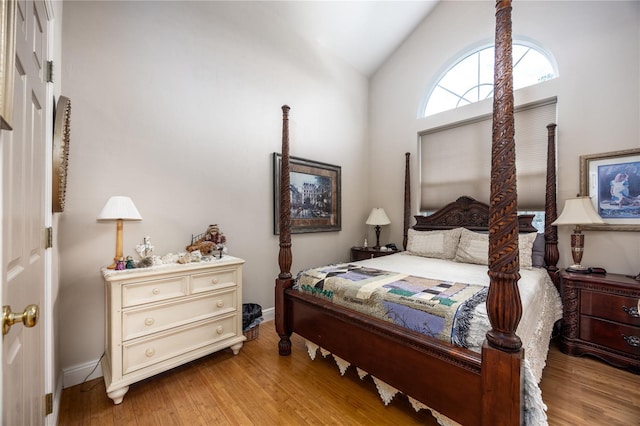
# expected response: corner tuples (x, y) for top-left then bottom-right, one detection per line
(2, 0), (50, 424)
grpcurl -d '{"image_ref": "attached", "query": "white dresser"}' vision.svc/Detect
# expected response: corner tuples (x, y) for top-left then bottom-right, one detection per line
(101, 256), (246, 404)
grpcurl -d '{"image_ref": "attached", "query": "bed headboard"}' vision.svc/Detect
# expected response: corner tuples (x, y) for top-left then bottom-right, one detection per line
(413, 196), (538, 233)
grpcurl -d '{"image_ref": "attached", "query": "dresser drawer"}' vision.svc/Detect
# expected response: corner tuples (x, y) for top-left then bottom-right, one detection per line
(581, 291), (640, 327)
(122, 315), (239, 374)
(122, 276), (189, 307)
(122, 289), (238, 341)
(580, 316), (640, 356)
(191, 268), (237, 293)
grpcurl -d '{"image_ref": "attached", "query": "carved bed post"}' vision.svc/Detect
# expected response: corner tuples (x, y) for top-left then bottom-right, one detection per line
(482, 1), (524, 424)
(403, 152), (411, 250)
(544, 123), (560, 287)
(487, 0), (522, 353)
(275, 105), (294, 356)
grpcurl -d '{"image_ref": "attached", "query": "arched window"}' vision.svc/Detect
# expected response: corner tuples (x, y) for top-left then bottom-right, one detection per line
(423, 42), (556, 117)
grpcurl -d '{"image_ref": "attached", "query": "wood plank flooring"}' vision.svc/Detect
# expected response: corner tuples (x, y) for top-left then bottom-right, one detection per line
(58, 321), (639, 425)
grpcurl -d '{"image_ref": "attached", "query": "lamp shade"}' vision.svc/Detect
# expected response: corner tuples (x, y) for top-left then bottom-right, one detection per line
(551, 196), (604, 226)
(366, 208), (391, 226)
(97, 196), (143, 221)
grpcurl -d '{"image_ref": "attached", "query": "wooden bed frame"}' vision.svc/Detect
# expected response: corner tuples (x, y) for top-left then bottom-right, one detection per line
(275, 2), (560, 424)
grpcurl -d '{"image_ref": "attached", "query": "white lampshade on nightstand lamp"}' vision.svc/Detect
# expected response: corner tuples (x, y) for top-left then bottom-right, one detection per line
(97, 196), (142, 269)
(366, 208), (391, 250)
(551, 196), (604, 273)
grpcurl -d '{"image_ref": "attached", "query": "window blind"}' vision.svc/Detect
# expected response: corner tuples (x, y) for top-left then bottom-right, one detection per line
(419, 98), (557, 211)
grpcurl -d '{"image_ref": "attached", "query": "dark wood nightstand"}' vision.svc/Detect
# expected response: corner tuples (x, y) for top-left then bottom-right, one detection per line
(350, 247), (399, 261)
(560, 270), (640, 374)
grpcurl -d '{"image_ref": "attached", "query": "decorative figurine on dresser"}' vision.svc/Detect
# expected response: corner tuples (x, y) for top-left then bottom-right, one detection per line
(100, 225), (245, 404)
(560, 270), (640, 374)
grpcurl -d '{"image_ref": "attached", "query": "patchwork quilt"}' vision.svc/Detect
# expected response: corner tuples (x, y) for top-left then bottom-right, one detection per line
(296, 263), (488, 347)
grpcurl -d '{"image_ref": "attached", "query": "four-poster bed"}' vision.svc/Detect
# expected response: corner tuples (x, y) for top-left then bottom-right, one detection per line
(275, 1), (561, 424)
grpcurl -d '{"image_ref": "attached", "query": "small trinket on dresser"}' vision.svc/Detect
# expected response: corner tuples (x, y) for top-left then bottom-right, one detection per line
(115, 257), (126, 270)
(125, 256), (135, 269)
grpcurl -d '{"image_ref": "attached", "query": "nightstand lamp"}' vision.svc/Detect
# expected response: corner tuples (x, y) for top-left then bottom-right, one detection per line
(366, 207), (391, 250)
(551, 196), (604, 273)
(98, 196), (142, 269)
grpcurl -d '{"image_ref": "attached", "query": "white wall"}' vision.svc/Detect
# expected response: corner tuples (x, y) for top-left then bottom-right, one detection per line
(370, 0), (640, 275)
(58, 1), (369, 375)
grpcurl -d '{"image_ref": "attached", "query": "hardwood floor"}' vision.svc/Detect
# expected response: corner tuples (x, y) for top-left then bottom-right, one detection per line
(59, 321), (639, 425)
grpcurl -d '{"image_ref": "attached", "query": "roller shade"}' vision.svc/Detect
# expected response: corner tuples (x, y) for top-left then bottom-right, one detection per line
(419, 98), (556, 211)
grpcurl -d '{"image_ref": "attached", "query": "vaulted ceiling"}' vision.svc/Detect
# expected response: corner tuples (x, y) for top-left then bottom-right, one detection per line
(261, 1), (439, 75)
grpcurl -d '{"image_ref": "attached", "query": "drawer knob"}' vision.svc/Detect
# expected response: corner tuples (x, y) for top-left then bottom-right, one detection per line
(622, 335), (640, 347)
(216, 300), (224, 308)
(216, 326), (224, 334)
(144, 317), (155, 326)
(622, 306), (639, 318)
(152, 288), (160, 295)
(145, 348), (156, 357)
(211, 278), (219, 284)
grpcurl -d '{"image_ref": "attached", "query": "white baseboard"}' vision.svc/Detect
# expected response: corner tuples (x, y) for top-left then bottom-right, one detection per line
(62, 355), (104, 388)
(62, 307), (275, 389)
(262, 306), (274, 323)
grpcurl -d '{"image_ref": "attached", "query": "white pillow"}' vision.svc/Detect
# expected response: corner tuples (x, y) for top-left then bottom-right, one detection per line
(406, 228), (463, 260)
(518, 232), (539, 270)
(454, 228), (539, 270)
(454, 229), (489, 265)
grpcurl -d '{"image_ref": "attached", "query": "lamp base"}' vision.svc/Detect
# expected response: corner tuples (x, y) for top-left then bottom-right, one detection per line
(373, 225), (382, 250)
(566, 264), (590, 274)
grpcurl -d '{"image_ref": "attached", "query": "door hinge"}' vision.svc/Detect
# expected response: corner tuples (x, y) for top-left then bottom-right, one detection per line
(46, 61), (53, 83)
(45, 393), (53, 415)
(45, 227), (53, 249)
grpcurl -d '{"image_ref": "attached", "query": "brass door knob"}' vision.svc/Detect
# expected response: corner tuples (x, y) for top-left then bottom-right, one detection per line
(2, 304), (39, 335)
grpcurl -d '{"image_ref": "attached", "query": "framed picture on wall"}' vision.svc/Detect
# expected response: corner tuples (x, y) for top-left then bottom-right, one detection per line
(273, 153), (341, 234)
(580, 148), (640, 231)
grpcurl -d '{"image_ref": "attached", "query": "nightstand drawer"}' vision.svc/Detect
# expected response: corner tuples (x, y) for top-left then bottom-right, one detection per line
(122, 289), (238, 341)
(580, 316), (640, 356)
(122, 314), (239, 374)
(122, 276), (189, 307)
(581, 291), (640, 327)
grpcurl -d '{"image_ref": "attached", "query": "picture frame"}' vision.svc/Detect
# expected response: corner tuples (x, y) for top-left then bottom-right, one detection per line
(0, 0), (16, 130)
(580, 148), (640, 231)
(273, 153), (341, 234)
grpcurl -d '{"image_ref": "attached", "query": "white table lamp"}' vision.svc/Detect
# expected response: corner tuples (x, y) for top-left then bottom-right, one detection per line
(551, 196), (604, 273)
(366, 208), (391, 250)
(98, 196), (142, 269)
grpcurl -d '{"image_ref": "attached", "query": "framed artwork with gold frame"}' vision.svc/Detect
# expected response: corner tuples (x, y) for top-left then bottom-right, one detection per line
(0, 0), (16, 130)
(580, 148), (640, 231)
